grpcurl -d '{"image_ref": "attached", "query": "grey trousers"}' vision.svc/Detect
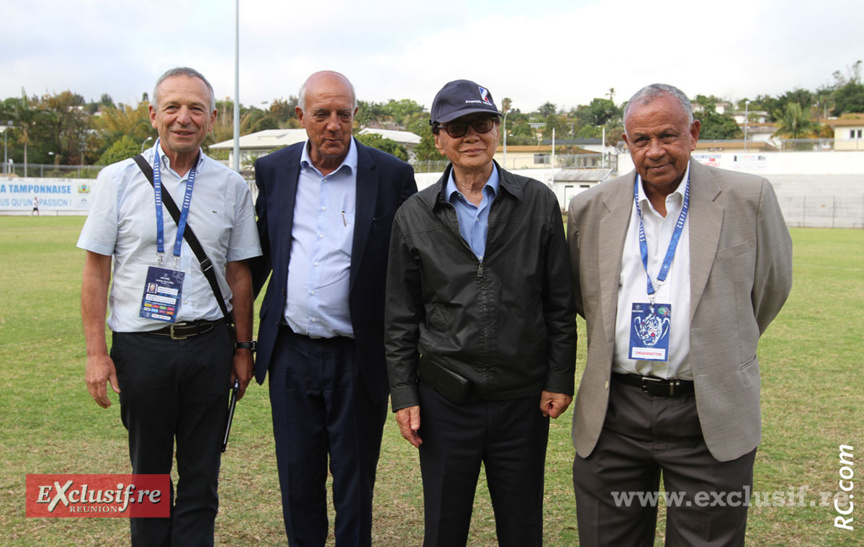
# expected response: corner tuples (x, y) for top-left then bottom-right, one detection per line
(573, 378), (755, 546)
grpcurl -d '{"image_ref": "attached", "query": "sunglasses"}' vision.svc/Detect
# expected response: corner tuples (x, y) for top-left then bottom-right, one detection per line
(437, 117), (497, 138)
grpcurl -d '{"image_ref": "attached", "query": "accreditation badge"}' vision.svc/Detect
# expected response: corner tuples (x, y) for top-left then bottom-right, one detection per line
(629, 302), (672, 361)
(139, 266), (184, 323)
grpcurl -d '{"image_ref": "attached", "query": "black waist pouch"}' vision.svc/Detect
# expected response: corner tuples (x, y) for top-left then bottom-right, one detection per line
(418, 357), (471, 404)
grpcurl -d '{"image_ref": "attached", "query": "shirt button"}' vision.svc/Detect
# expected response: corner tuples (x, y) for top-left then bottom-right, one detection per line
(314, 262), (319, 267)
(605, 380), (609, 390)
(311, 318), (317, 323)
(310, 290), (316, 295)
(321, 206), (326, 211)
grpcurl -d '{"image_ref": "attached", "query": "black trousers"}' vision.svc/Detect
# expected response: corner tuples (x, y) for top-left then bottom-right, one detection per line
(417, 381), (550, 547)
(573, 378), (756, 547)
(268, 326), (387, 546)
(112, 326), (233, 547)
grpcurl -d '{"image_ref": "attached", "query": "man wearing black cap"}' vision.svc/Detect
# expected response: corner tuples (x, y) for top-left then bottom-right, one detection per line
(384, 80), (577, 546)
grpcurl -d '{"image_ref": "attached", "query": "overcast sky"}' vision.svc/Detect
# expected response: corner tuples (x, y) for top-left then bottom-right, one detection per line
(3, 0), (862, 114)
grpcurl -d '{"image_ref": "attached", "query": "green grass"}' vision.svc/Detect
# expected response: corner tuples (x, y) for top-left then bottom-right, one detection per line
(0, 218), (861, 545)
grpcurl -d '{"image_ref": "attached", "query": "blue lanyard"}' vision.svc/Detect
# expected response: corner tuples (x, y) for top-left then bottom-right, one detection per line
(634, 176), (689, 297)
(153, 139), (197, 266)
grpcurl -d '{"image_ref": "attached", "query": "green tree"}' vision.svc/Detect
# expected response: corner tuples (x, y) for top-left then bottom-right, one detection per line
(773, 102), (813, 139)
(507, 118), (536, 145)
(831, 82), (864, 115)
(536, 101), (557, 118)
(542, 113), (570, 140)
(412, 132), (441, 162)
(96, 101), (154, 150)
(574, 98), (621, 128)
(37, 90), (91, 164)
(98, 135), (141, 165)
(355, 132), (408, 161)
(268, 96), (299, 125)
(697, 105), (743, 140)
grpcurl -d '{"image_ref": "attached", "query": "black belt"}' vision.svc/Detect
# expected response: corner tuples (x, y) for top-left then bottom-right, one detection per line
(612, 373), (694, 397)
(280, 323), (353, 346)
(146, 319), (222, 340)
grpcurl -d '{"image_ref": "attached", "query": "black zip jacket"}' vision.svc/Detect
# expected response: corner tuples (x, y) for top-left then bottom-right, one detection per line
(385, 162), (577, 411)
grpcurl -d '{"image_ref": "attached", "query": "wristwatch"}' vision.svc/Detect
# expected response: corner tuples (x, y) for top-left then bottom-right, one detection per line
(234, 341), (257, 353)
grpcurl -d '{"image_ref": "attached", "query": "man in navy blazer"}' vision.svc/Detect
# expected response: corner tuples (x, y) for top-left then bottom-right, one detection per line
(252, 71), (416, 545)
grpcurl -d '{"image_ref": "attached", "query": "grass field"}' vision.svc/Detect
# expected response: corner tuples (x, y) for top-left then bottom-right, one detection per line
(0, 217), (861, 546)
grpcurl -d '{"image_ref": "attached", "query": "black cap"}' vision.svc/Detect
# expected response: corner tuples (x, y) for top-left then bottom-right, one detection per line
(430, 79), (501, 125)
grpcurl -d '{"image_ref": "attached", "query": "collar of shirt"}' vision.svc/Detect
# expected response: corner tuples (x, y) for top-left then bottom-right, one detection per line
(444, 164), (500, 205)
(445, 165), (500, 261)
(300, 137), (358, 178)
(151, 142), (206, 179)
(636, 160), (691, 219)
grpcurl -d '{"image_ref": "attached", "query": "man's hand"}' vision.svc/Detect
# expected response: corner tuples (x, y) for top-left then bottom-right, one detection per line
(86, 354), (120, 409)
(231, 349), (254, 400)
(395, 406), (423, 447)
(540, 391), (572, 419)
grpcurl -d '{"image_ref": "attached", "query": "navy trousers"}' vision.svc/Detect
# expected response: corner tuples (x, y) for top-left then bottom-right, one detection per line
(112, 326), (233, 547)
(268, 326), (387, 546)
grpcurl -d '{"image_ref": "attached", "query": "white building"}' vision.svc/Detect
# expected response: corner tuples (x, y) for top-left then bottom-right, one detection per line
(209, 128), (422, 166)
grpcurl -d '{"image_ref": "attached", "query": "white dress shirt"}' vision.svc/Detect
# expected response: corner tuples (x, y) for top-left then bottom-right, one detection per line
(613, 163), (692, 380)
(77, 143), (261, 333)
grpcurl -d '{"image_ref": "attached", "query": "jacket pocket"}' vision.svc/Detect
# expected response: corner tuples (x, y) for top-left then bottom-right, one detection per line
(426, 304), (453, 333)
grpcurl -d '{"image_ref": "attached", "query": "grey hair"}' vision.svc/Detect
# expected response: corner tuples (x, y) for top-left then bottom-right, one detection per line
(623, 83), (693, 133)
(298, 71), (357, 113)
(152, 67), (216, 112)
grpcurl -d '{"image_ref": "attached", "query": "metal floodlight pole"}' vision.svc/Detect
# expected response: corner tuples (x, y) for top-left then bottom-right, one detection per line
(232, 0), (240, 173)
(141, 136), (153, 152)
(2, 121), (11, 175)
(502, 115), (507, 166)
(601, 125), (606, 168)
(744, 100), (750, 152)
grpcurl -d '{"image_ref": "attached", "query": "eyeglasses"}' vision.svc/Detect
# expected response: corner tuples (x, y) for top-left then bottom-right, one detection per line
(436, 117), (497, 138)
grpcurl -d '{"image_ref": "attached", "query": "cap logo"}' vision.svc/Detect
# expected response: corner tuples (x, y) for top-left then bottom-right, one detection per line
(479, 86), (491, 104)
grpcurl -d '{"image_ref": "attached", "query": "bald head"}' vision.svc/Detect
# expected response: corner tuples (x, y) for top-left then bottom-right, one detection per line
(298, 71), (357, 113)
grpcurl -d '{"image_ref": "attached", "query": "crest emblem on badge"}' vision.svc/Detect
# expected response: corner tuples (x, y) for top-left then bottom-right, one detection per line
(634, 307), (670, 347)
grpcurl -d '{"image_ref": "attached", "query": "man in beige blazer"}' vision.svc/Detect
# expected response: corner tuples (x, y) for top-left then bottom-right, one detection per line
(567, 83), (792, 545)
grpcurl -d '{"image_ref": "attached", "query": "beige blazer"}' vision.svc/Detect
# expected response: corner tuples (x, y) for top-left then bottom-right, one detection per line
(567, 160), (793, 462)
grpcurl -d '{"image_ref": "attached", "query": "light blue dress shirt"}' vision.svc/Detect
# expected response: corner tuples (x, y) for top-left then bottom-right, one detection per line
(284, 139), (358, 338)
(445, 165), (500, 261)
(76, 143), (261, 332)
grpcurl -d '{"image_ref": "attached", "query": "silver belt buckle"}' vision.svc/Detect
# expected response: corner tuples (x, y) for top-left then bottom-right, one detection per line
(640, 376), (661, 395)
(169, 322), (190, 340)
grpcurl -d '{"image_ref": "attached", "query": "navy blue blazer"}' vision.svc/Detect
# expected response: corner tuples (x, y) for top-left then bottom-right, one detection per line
(251, 138), (417, 403)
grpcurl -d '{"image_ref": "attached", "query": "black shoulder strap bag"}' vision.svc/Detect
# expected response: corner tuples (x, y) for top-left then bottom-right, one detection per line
(133, 154), (236, 342)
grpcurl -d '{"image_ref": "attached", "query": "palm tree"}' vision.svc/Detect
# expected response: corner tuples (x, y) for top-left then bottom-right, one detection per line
(773, 102), (812, 139)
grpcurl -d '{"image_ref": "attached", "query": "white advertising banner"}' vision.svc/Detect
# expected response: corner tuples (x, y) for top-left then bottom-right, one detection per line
(0, 178), (93, 212)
